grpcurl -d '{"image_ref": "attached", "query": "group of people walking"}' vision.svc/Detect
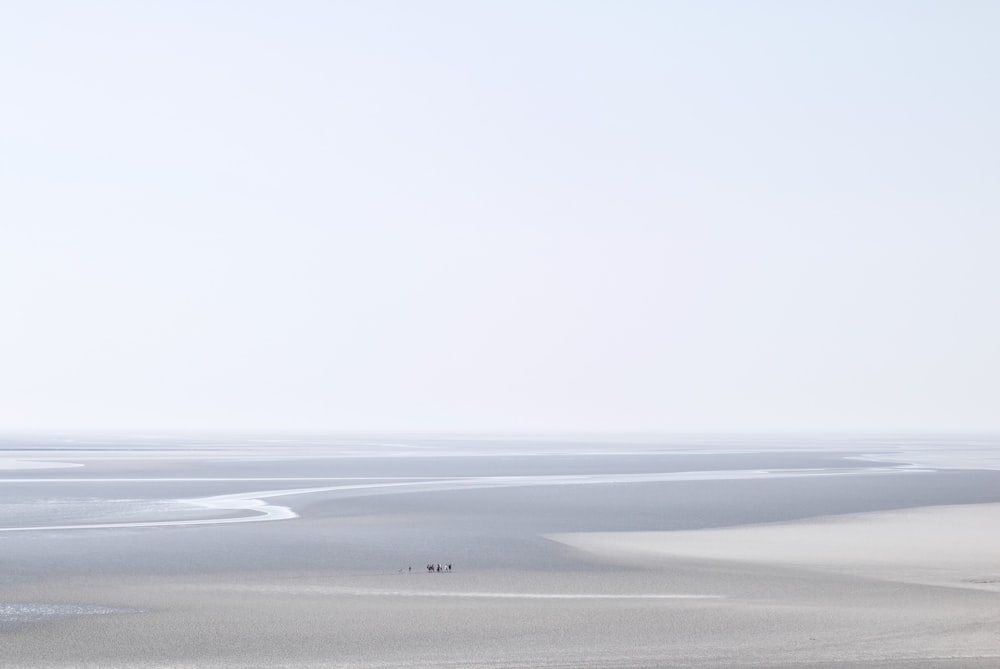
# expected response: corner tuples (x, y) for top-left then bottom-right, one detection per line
(407, 563), (452, 572)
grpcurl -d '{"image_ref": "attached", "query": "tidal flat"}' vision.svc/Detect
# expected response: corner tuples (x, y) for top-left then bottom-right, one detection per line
(1, 433), (998, 668)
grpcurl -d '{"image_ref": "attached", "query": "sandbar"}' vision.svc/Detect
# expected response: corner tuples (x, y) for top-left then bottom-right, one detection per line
(553, 502), (1000, 592)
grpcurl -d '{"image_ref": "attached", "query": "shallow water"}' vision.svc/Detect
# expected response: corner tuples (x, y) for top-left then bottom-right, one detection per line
(0, 603), (138, 632)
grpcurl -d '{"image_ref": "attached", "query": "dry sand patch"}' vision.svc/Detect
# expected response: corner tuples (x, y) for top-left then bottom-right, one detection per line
(552, 502), (1000, 592)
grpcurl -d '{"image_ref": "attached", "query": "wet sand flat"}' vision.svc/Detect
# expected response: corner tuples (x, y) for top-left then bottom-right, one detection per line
(0, 572), (996, 668)
(2, 507), (999, 668)
(2, 438), (999, 667)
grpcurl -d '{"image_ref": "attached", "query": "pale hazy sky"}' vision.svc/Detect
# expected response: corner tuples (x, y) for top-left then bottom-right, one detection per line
(2, 1), (998, 433)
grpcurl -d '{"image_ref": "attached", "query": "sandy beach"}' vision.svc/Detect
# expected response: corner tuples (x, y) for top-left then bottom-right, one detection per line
(2, 502), (998, 668)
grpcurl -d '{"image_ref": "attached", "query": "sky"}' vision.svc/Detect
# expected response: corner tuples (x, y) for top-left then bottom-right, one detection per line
(2, 1), (998, 433)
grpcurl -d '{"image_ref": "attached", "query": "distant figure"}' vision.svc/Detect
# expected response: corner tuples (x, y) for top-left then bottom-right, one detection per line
(447, 563), (452, 571)
(408, 566), (411, 573)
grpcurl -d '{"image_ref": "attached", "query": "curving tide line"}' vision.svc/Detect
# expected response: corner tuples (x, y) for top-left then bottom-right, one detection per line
(0, 466), (930, 533)
(0, 481), (432, 533)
